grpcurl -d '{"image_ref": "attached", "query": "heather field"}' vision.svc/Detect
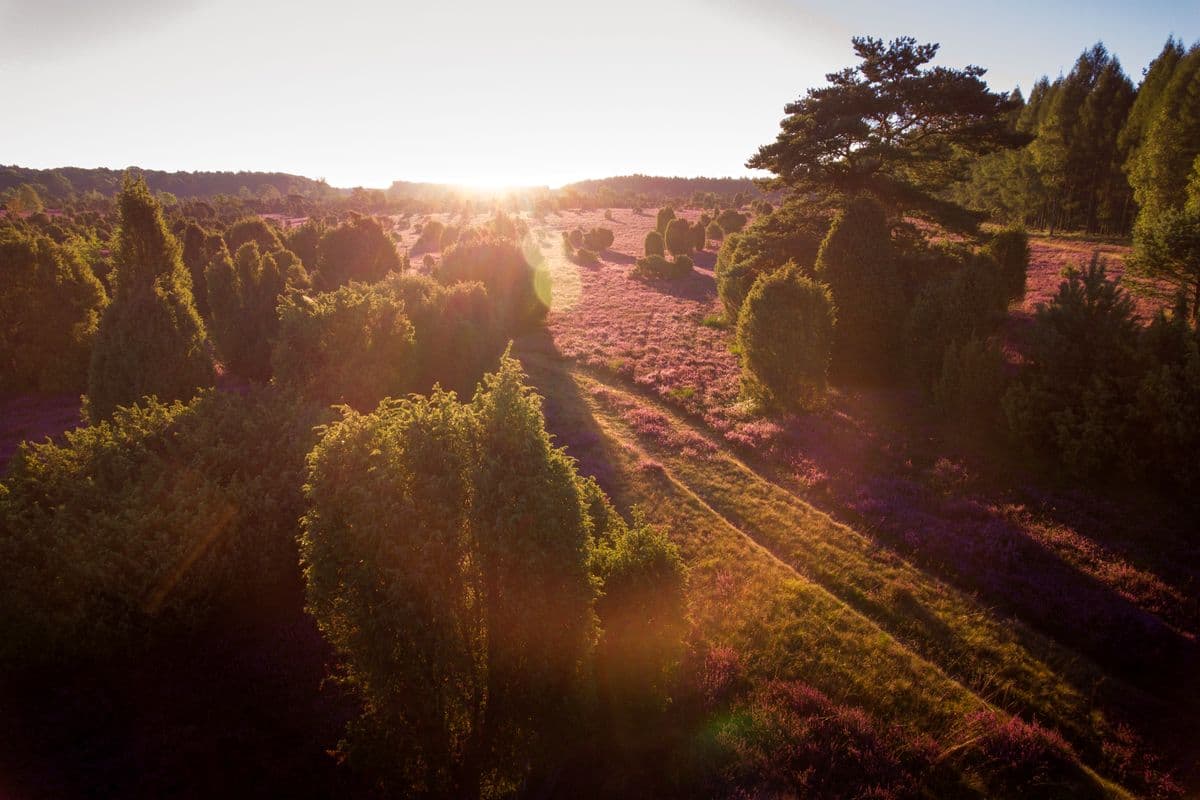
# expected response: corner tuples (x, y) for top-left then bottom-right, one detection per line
(507, 209), (1198, 797)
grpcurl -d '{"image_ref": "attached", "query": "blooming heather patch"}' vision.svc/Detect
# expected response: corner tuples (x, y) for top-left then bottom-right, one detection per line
(532, 211), (1199, 697)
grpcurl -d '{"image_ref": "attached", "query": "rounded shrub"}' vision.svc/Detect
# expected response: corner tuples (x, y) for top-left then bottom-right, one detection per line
(716, 208), (748, 234)
(583, 227), (615, 251)
(314, 214), (403, 291)
(664, 217), (693, 256)
(737, 265), (835, 410)
(437, 236), (550, 328)
(706, 220), (724, 241)
(644, 229), (665, 257)
(272, 282), (416, 409)
(224, 216), (283, 254)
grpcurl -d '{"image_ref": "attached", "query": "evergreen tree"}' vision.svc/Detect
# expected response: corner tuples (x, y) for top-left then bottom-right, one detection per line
(205, 241), (287, 381)
(814, 196), (905, 380)
(1118, 38), (1185, 178)
(1129, 43), (1200, 220)
(85, 176), (213, 421)
(0, 228), (107, 393)
(749, 36), (1024, 232)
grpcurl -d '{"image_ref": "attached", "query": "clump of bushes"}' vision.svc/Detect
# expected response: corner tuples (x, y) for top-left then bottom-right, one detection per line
(904, 254), (1008, 392)
(814, 196), (906, 382)
(224, 215), (283, 254)
(0, 227), (107, 394)
(716, 208), (748, 234)
(714, 200), (831, 320)
(583, 227), (615, 251)
(86, 176), (213, 422)
(313, 213), (403, 291)
(635, 253), (693, 280)
(737, 265), (835, 410)
(0, 388), (325, 665)
(272, 283), (416, 409)
(413, 218), (444, 251)
(934, 336), (1007, 432)
(205, 241), (295, 381)
(706, 220), (724, 241)
(301, 354), (676, 796)
(437, 236), (550, 328)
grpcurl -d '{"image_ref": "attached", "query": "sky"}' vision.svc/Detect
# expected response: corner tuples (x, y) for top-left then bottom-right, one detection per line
(0, 0), (1196, 189)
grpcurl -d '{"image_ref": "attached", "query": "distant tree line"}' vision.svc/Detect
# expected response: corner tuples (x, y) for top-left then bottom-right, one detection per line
(954, 39), (1200, 236)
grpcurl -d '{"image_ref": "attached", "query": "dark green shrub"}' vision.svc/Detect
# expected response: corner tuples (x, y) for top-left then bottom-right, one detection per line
(440, 224), (461, 249)
(737, 265), (835, 410)
(569, 227), (585, 248)
(706, 220), (724, 240)
(272, 282), (415, 409)
(86, 176), (213, 421)
(1003, 257), (1142, 479)
(422, 253), (436, 270)
(814, 197), (905, 381)
(934, 337), (1007, 431)
(314, 214), (402, 291)
(591, 510), (688, 716)
(645, 229), (665, 257)
(284, 218), (326, 268)
(0, 388), (325, 665)
(665, 218), (693, 256)
(574, 247), (600, 266)
(716, 208), (748, 234)
(1132, 300), (1200, 491)
(714, 201), (831, 320)
(300, 354), (596, 795)
(656, 207), (676, 234)
(436, 236), (550, 328)
(0, 229), (106, 394)
(635, 254), (693, 280)
(583, 227), (615, 251)
(693, 220), (707, 251)
(904, 255), (1008, 392)
(414, 218), (444, 250)
(983, 227), (1030, 301)
(205, 241), (287, 381)
(225, 216), (283, 254)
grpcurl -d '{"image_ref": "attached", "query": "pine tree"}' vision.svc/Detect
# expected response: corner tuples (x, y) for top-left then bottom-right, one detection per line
(85, 176), (213, 421)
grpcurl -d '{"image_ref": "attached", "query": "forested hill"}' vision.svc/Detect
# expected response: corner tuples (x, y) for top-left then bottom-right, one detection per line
(0, 165), (339, 201)
(561, 174), (764, 201)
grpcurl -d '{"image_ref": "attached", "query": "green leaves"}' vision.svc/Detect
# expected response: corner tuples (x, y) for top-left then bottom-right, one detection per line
(749, 36), (1023, 231)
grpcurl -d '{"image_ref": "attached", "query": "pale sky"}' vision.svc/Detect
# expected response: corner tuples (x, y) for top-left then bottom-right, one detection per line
(1, 0), (1196, 189)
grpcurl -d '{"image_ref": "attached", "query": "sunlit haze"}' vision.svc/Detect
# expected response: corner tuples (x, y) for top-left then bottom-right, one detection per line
(1, 0), (1196, 187)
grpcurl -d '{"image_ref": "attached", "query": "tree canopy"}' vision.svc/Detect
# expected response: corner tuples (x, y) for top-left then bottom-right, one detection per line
(748, 36), (1025, 231)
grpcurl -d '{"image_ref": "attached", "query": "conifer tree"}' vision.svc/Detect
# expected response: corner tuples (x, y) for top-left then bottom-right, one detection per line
(205, 241), (286, 381)
(86, 176), (213, 421)
(1129, 43), (1200, 219)
(814, 196), (905, 380)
